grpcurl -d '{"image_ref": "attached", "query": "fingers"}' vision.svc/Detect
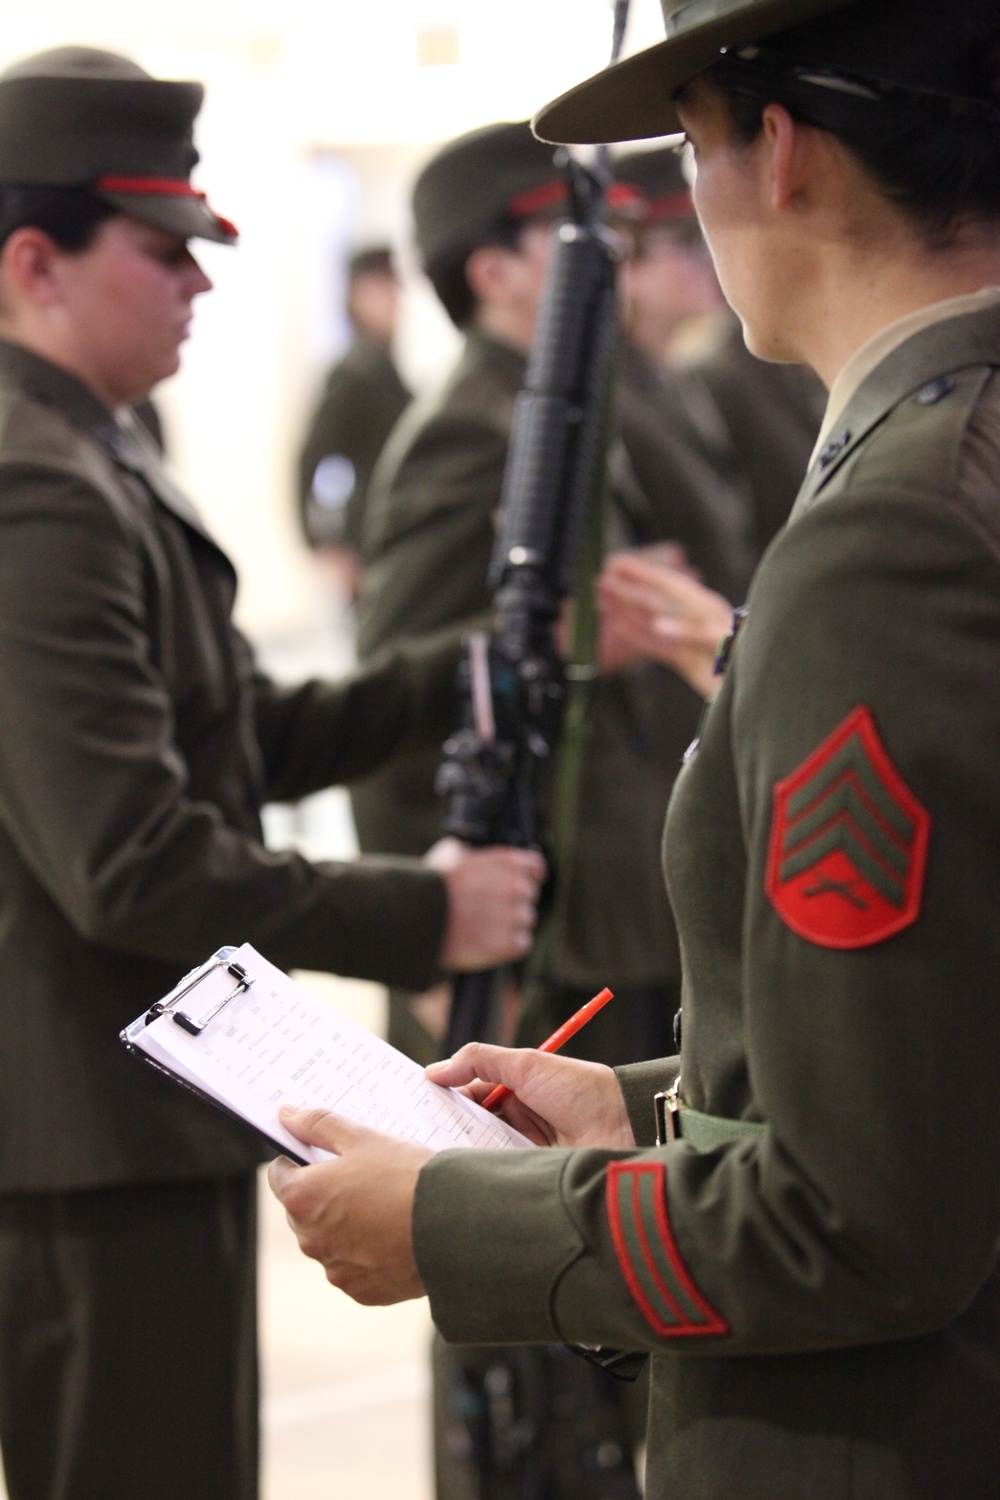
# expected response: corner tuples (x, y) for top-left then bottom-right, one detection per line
(436, 844), (546, 970)
(427, 1041), (529, 1091)
(277, 1102), (367, 1153)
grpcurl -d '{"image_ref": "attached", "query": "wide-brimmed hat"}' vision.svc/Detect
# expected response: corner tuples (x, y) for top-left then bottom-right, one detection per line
(533, 0), (851, 143)
(0, 46), (236, 243)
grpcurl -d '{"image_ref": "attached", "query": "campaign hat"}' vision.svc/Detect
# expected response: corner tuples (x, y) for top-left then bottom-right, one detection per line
(412, 121), (567, 271)
(533, 0), (853, 143)
(0, 46), (236, 243)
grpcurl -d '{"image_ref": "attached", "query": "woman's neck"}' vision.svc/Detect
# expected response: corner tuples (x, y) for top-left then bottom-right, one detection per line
(799, 233), (1000, 388)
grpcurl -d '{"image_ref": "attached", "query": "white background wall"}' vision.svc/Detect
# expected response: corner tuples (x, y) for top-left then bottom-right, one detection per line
(0, 0), (669, 644)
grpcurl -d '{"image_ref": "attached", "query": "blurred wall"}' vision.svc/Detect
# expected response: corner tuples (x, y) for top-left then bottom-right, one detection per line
(0, 0), (668, 643)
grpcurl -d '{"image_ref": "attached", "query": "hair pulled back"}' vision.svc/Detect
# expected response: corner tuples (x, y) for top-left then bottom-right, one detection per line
(706, 0), (1000, 242)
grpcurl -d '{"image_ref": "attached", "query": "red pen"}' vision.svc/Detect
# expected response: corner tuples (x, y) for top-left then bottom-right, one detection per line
(480, 987), (614, 1114)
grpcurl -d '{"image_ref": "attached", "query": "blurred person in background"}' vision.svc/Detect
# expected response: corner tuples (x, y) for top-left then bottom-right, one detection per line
(352, 119), (759, 1500)
(0, 48), (542, 1500)
(297, 244), (411, 604)
(613, 145), (756, 602)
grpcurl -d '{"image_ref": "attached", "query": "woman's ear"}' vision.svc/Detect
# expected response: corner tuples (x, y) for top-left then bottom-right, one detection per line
(761, 102), (806, 214)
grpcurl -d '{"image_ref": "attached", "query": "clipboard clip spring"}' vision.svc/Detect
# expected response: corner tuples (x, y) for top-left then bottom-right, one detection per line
(145, 956), (254, 1036)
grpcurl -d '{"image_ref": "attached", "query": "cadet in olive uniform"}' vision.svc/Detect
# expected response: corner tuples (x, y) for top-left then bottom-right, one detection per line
(297, 246), (411, 579)
(272, 1), (1000, 1497)
(352, 129), (752, 1500)
(0, 49), (542, 1500)
(612, 145), (756, 597)
(614, 145), (823, 559)
(354, 123), (755, 1073)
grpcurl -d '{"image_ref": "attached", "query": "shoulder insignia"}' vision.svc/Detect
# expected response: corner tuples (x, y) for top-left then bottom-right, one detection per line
(765, 706), (931, 949)
(606, 1162), (728, 1339)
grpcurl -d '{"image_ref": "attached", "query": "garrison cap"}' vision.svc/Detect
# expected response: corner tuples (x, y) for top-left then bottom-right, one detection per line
(614, 147), (695, 224)
(0, 46), (236, 243)
(412, 121), (565, 271)
(533, 0), (856, 143)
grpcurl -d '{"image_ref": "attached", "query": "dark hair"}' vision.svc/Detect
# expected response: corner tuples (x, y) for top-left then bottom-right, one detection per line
(0, 185), (114, 254)
(348, 245), (396, 283)
(705, 0), (1000, 242)
(425, 216), (526, 328)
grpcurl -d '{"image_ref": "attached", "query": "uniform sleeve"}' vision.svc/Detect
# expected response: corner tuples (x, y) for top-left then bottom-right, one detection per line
(251, 624), (463, 801)
(0, 469), (446, 991)
(416, 480), (1000, 1355)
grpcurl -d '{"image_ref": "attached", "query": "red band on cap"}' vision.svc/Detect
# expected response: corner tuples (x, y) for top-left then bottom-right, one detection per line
(647, 189), (696, 224)
(96, 176), (208, 200)
(606, 182), (645, 214)
(505, 179), (569, 219)
(95, 177), (238, 239)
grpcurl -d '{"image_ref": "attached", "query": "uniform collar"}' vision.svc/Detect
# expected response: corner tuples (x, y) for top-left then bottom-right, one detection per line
(0, 337), (217, 547)
(0, 337), (116, 434)
(793, 298), (1000, 519)
(810, 287), (1000, 466)
(465, 327), (529, 377)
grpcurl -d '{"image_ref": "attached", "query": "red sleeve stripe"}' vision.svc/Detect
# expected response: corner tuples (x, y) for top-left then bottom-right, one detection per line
(607, 1162), (727, 1339)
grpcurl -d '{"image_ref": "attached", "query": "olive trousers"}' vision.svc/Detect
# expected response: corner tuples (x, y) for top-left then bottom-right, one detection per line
(0, 1175), (258, 1500)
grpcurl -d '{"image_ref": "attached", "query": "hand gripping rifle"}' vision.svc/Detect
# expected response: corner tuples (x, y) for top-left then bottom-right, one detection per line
(436, 103), (627, 1055)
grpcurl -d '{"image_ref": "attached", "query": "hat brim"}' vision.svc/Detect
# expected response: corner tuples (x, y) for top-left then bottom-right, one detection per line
(98, 189), (237, 244)
(532, 0), (849, 144)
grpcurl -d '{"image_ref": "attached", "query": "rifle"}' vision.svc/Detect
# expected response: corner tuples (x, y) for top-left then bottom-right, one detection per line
(436, 104), (626, 1055)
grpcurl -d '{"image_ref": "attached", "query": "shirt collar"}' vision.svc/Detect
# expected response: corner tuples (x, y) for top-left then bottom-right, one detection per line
(792, 295), (1000, 520)
(810, 286), (1000, 468)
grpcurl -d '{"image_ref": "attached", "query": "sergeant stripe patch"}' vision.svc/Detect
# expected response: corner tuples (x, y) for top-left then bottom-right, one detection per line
(765, 706), (930, 949)
(606, 1162), (728, 1339)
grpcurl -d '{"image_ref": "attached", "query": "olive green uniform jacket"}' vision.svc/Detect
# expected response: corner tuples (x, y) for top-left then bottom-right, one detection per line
(298, 330), (411, 550)
(415, 305), (1000, 1498)
(354, 331), (754, 990)
(0, 340), (453, 1193)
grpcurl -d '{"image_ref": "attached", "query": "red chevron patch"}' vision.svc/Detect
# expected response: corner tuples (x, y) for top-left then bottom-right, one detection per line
(766, 706), (931, 949)
(606, 1162), (728, 1339)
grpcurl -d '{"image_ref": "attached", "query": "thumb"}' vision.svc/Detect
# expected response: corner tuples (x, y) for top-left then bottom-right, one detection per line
(278, 1102), (367, 1154)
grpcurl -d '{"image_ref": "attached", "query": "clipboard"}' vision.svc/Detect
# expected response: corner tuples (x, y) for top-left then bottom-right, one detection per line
(122, 944), (532, 1166)
(121, 946), (310, 1163)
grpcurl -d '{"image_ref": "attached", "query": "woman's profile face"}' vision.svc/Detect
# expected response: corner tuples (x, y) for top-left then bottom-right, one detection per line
(676, 77), (799, 362)
(54, 216), (213, 406)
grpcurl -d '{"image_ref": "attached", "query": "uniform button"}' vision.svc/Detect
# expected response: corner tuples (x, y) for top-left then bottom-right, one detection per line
(915, 375), (955, 405)
(819, 429), (851, 467)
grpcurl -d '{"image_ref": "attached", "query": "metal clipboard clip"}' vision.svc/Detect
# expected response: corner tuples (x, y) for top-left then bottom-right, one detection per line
(144, 952), (255, 1036)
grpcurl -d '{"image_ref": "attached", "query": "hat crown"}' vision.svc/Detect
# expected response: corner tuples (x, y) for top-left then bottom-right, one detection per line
(659, 0), (791, 36)
(0, 46), (203, 189)
(0, 46), (236, 245)
(0, 46), (152, 83)
(413, 121), (563, 268)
